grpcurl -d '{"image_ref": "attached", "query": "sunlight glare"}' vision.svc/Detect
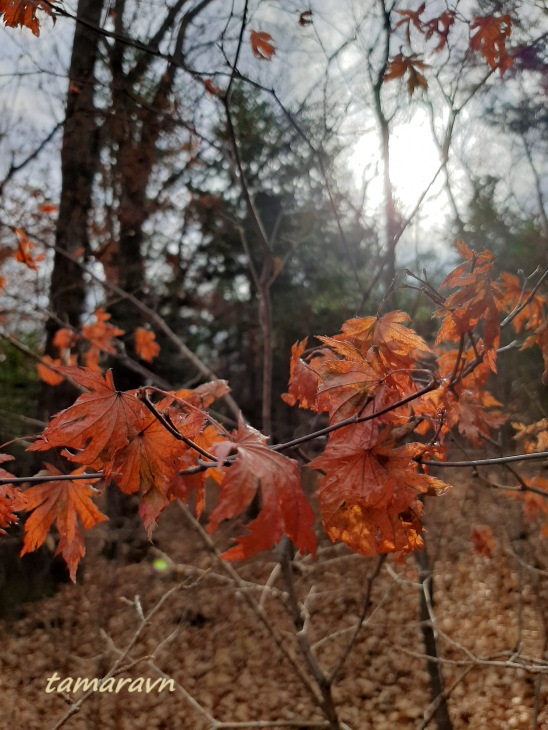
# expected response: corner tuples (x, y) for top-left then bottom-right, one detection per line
(349, 111), (443, 217)
(389, 114), (442, 211)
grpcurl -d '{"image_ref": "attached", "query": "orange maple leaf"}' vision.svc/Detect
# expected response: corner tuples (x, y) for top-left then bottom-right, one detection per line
(249, 30), (275, 60)
(498, 272), (545, 333)
(313, 338), (392, 426)
(109, 408), (194, 497)
(415, 346), (506, 444)
(36, 355), (64, 386)
(110, 382), (228, 532)
(53, 326), (77, 351)
(0, 455), (26, 534)
(134, 327), (160, 363)
(207, 419), (317, 561)
(0, 0), (56, 36)
(39, 203), (58, 214)
(13, 227), (45, 270)
(111, 405), (205, 536)
(340, 310), (432, 369)
(451, 388), (506, 445)
(28, 366), (145, 469)
(512, 418), (548, 454)
(281, 338), (321, 410)
(384, 53), (429, 94)
(21, 464), (106, 581)
(511, 477), (548, 538)
(171, 379), (231, 410)
(470, 14), (513, 75)
(309, 428), (448, 556)
(435, 242), (505, 372)
(81, 307), (124, 370)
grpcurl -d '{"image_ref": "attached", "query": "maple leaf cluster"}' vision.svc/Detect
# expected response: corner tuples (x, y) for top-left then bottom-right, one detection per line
(384, 2), (514, 94)
(7, 367), (315, 580)
(283, 310), (450, 556)
(36, 308), (161, 385)
(2, 241), (548, 581)
(283, 241), (548, 555)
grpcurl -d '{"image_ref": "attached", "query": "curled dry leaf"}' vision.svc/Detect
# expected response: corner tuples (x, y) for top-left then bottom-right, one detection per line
(0, 455), (26, 534)
(207, 419), (317, 561)
(249, 29), (275, 60)
(13, 228), (45, 270)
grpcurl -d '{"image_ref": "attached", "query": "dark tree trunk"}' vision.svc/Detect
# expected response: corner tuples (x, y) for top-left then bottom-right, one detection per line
(39, 0), (105, 420)
(415, 545), (454, 730)
(3, 0), (107, 606)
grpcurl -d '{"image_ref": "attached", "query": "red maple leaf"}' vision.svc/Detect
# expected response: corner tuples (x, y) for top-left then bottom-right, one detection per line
(0, 0), (55, 36)
(435, 241), (506, 372)
(28, 366), (145, 469)
(424, 11), (455, 51)
(203, 78), (221, 96)
(21, 465), (107, 581)
(470, 524), (495, 558)
(249, 30), (275, 60)
(395, 3), (425, 45)
(207, 420), (317, 561)
(470, 14), (513, 75)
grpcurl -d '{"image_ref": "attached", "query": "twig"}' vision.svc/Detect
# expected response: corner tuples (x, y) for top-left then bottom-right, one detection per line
(327, 554), (385, 684)
(278, 537), (340, 726)
(175, 502), (325, 709)
(420, 452), (548, 469)
(49, 581), (195, 729)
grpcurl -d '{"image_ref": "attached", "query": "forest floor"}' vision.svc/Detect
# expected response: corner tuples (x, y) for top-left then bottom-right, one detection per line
(1, 473), (547, 730)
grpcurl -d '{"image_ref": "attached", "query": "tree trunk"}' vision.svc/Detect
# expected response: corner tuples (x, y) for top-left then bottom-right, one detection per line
(39, 0), (105, 420)
(415, 545), (454, 730)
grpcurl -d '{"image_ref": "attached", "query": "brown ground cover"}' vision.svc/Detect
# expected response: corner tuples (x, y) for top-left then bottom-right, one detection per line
(0, 475), (547, 730)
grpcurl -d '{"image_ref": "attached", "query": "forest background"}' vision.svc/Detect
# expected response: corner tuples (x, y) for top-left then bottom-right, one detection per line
(0, 1), (547, 729)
